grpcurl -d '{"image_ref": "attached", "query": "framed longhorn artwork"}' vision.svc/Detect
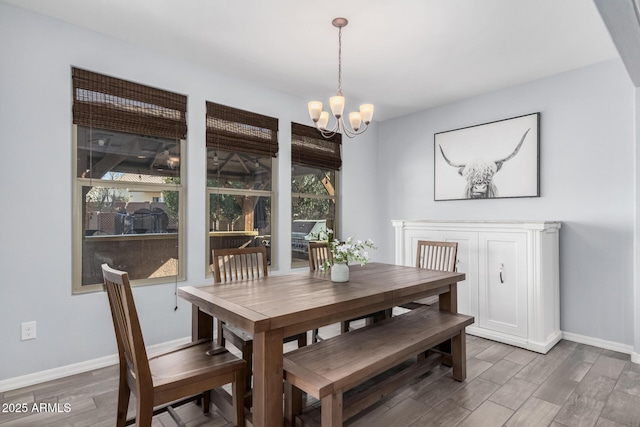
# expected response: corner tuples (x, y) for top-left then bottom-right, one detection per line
(434, 113), (540, 201)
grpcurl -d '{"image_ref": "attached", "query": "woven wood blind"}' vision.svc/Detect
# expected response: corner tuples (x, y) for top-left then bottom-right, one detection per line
(206, 102), (278, 157)
(291, 123), (342, 170)
(72, 68), (187, 139)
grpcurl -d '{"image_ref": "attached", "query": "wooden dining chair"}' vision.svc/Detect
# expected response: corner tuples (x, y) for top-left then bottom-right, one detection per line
(308, 241), (333, 343)
(400, 240), (458, 310)
(101, 264), (245, 427)
(308, 241), (332, 273)
(212, 247), (307, 406)
(307, 241), (387, 338)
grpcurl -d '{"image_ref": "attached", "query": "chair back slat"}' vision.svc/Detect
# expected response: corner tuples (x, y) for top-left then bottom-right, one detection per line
(308, 241), (332, 272)
(101, 264), (151, 388)
(416, 240), (458, 272)
(212, 247), (268, 283)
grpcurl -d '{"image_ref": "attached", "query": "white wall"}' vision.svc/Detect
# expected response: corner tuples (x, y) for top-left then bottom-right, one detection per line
(376, 60), (636, 347)
(1, 0), (637, 385)
(0, 2), (380, 382)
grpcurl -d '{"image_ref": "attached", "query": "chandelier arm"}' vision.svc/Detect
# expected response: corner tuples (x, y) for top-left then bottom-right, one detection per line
(342, 123), (368, 138)
(317, 119), (340, 138)
(317, 117), (370, 139)
(337, 117), (370, 139)
(317, 127), (339, 139)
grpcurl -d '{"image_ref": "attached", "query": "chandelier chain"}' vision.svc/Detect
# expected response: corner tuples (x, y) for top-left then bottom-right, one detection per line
(337, 26), (343, 95)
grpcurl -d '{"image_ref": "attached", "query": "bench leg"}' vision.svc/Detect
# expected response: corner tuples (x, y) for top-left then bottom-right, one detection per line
(232, 370), (245, 427)
(284, 381), (303, 427)
(321, 392), (343, 427)
(451, 330), (467, 381)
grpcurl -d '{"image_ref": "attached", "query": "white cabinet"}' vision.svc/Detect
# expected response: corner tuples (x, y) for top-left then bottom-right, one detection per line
(393, 220), (561, 353)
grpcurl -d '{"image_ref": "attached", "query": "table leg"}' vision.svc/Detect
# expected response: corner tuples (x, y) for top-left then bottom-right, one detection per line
(438, 284), (458, 314)
(252, 328), (285, 427)
(192, 306), (213, 341)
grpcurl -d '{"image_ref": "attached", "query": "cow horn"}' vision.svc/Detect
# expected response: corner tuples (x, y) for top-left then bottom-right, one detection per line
(439, 145), (465, 168)
(495, 128), (530, 171)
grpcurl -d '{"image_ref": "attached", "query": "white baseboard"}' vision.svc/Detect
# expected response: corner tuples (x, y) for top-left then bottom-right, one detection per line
(466, 326), (562, 354)
(562, 331), (637, 362)
(0, 337), (191, 394)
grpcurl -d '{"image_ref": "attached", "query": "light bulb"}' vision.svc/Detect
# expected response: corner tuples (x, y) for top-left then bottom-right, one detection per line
(308, 101), (323, 122)
(349, 112), (362, 132)
(330, 96), (345, 118)
(360, 104), (374, 124)
(317, 112), (329, 130)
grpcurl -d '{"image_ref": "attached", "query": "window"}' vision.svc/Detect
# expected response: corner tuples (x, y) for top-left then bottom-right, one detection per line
(291, 123), (341, 268)
(72, 68), (186, 293)
(206, 102), (278, 271)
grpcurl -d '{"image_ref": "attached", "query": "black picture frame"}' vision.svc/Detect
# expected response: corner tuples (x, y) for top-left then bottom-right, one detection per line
(434, 113), (540, 201)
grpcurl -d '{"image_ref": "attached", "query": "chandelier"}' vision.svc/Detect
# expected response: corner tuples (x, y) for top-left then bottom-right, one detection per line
(308, 18), (374, 138)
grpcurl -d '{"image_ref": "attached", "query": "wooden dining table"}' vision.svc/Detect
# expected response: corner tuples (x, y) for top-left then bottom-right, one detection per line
(178, 262), (466, 427)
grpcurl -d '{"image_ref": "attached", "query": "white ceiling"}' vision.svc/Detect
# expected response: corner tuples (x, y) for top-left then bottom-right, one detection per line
(3, 0), (620, 121)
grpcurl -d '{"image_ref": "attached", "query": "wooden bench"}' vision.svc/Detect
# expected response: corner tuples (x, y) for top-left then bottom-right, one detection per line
(283, 306), (474, 426)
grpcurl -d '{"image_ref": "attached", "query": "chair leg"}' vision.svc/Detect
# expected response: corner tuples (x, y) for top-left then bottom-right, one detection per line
(116, 370), (130, 427)
(340, 321), (350, 334)
(135, 393), (154, 427)
(232, 369), (245, 427)
(203, 390), (211, 414)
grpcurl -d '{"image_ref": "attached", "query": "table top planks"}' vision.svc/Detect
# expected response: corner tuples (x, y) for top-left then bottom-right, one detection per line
(178, 263), (465, 335)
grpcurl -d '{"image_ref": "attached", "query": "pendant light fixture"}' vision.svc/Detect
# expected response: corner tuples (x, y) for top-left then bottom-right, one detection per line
(308, 18), (374, 138)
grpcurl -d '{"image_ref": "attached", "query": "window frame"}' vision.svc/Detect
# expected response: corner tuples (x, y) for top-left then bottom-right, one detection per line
(71, 125), (186, 294)
(291, 167), (340, 269)
(290, 123), (341, 269)
(205, 161), (278, 276)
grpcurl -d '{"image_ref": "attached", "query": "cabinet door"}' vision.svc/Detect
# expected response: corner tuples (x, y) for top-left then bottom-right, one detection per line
(441, 232), (478, 318)
(478, 232), (527, 338)
(403, 230), (477, 318)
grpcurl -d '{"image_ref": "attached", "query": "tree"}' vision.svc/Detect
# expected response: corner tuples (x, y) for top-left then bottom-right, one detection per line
(86, 173), (128, 211)
(206, 179), (245, 230)
(162, 177), (180, 221)
(292, 172), (333, 220)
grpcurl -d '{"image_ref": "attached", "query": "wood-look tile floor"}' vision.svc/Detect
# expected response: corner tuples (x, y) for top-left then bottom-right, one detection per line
(2, 321), (640, 427)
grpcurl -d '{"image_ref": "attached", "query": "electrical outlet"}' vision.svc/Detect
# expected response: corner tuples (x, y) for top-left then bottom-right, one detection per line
(21, 321), (36, 341)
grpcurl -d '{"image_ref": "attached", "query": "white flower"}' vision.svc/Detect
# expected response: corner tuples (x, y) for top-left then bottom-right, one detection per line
(310, 230), (375, 271)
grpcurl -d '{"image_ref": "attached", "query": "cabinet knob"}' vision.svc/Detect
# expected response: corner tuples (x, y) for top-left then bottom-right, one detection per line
(499, 263), (504, 283)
